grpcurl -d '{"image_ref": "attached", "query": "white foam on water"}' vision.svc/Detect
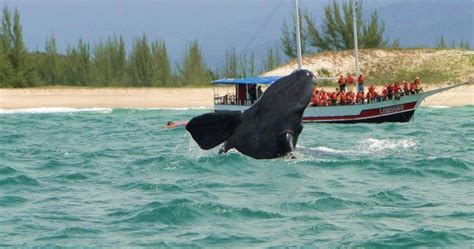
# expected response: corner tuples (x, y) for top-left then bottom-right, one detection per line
(298, 145), (349, 155)
(185, 135), (222, 159)
(427, 105), (451, 109)
(360, 138), (418, 153)
(299, 138), (418, 157)
(136, 106), (209, 111)
(0, 107), (113, 114)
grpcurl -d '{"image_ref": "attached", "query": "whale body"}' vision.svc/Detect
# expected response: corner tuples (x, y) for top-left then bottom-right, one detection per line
(186, 69), (315, 159)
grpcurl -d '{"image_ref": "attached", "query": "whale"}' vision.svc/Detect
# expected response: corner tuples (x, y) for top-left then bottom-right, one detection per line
(185, 69), (315, 159)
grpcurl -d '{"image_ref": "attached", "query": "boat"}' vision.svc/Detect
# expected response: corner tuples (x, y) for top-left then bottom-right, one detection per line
(212, 78), (470, 123)
(212, 0), (471, 123)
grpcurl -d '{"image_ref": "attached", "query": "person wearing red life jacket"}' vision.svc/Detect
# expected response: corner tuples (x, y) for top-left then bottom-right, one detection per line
(366, 91), (373, 103)
(368, 84), (375, 94)
(410, 82), (416, 94)
(394, 82), (402, 100)
(345, 92), (352, 105)
(382, 85), (388, 100)
(338, 75), (346, 92)
(330, 92), (337, 105)
(346, 73), (354, 91)
(414, 77), (423, 93)
(387, 83), (394, 100)
(357, 74), (365, 93)
(403, 81), (410, 95)
(414, 76), (421, 85)
(356, 92), (363, 104)
(340, 93), (346, 105)
(373, 90), (381, 102)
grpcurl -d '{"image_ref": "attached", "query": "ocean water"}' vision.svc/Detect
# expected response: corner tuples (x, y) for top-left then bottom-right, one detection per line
(0, 106), (473, 248)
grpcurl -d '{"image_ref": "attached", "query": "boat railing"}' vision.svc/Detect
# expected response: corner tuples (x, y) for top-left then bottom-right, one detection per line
(214, 94), (256, 106)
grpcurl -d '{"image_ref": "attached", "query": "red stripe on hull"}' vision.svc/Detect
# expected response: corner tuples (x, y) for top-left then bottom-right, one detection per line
(303, 102), (417, 122)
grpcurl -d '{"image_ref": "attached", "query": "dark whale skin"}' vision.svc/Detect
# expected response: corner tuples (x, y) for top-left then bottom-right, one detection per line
(186, 69), (315, 159)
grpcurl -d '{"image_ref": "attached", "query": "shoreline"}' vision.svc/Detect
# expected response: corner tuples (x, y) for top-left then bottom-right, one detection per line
(1, 85), (473, 109)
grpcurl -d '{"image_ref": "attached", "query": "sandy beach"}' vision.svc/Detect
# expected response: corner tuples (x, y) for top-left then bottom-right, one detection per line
(1, 85), (473, 109)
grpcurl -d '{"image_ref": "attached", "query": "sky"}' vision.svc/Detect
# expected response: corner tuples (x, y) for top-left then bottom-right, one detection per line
(0, 0), (472, 69)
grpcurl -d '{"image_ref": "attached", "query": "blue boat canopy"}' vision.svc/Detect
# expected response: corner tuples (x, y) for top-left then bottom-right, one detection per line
(213, 76), (281, 85)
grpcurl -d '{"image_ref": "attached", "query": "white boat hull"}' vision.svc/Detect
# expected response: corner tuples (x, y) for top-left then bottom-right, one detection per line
(214, 90), (439, 123)
(214, 83), (470, 123)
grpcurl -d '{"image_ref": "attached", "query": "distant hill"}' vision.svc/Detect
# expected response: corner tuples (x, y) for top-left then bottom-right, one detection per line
(263, 49), (474, 85)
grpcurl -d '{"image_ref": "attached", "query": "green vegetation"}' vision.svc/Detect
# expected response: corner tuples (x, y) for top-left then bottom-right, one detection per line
(0, 4), (471, 88)
(0, 6), (262, 88)
(282, 0), (388, 58)
(0, 6), (37, 87)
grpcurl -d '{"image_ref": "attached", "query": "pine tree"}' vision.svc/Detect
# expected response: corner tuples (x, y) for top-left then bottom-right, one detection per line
(151, 39), (172, 87)
(280, 7), (307, 59)
(458, 40), (470, 50)
(0, 45), (12, 87)
(77, 38), (92, 85)
(1, 6), (37, 87)
(93, 39), (113, 86)
(114, 36), (126, 85)
(248, 53), (256, 77)
(42, 34), (61, 84)
(64, 45), (80, 85)
(302, 0), (387, 52)
(437, 35), (446, 49)
(305, 13), (329, 52)
(237, 53), (249, 78)
(129, 34), (153, 86)
(223, 47), (238, 78)
(262, 47), (280, 72)
(391, 38), (400, 49)
(177, 40), (210, 86)
(362, 10), (387, 48)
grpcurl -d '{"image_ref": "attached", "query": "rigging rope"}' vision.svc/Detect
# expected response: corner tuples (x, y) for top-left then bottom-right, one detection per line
(238, 0), (285, 57)
(423, 82), (473, 107)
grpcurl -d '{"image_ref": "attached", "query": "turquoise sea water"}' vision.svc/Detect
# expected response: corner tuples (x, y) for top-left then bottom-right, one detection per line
(1, 106), (473, 247)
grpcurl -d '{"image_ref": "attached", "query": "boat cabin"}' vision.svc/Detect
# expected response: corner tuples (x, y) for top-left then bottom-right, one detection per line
(213, 76), (281, 106)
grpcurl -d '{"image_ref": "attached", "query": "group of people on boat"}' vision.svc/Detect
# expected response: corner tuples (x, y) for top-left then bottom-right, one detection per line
(311, 76), (423, 106)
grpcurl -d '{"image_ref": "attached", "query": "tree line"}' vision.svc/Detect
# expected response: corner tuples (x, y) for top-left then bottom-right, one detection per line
(280, 0), (471, 59)
(0, 6), (281, 87)
(0, 6), (283, 88)
(0, 5), (215, 88)
(281, 0), (389, 58)
(0, 3), (471, 88)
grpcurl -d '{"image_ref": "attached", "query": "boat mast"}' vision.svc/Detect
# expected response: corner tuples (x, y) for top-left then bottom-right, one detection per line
(295, 0), (303, 70)
(352, 0), (360, 76)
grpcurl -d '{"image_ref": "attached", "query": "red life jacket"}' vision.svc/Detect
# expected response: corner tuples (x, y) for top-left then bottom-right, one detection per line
(347, 75), (354, 84)
(404, 83), (409, 91)
(338, 76), (344, 85)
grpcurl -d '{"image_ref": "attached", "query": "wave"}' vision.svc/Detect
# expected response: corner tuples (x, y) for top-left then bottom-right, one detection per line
(109, 199), (283, 225)
(0, 175), (40, 187)
(299, 138), (418, 156)
(128, 106), (209, 111)
(427, 105), (451, 109)
(0, 195), (28, 207)
(360, 138), (418, 152)
(360, 228), (473, 247)
(279, 197), (367, 212)
(35, 227), (102, 241)
(0, 107), (112, 114)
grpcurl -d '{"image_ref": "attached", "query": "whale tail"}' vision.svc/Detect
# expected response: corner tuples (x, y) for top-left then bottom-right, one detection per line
(185, 111), (242, 150)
